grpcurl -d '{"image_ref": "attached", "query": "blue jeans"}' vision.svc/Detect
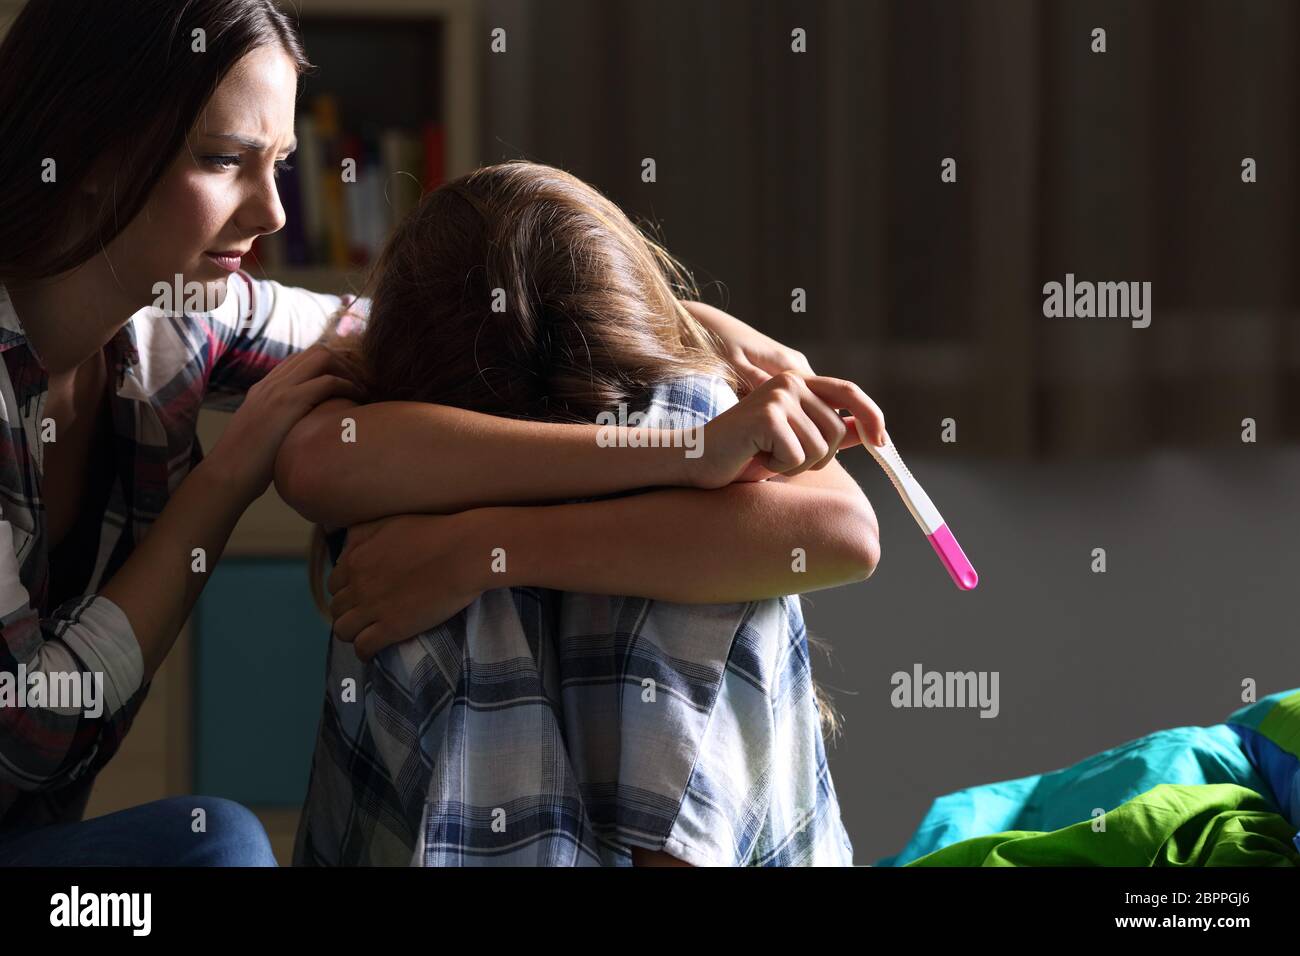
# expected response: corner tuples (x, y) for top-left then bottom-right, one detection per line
(0, 796), (278, 866)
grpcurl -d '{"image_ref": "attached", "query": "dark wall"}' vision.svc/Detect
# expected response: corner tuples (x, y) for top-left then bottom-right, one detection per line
(478, 0), (1300, 460)
(476, 0), (1300, 861)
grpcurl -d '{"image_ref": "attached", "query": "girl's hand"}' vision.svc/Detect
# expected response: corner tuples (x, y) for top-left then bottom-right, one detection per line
(683, 301), (816, 392)
(206, 343), (362, 503)
(688, 371), (888, 489)
(327, 513), (486, 662)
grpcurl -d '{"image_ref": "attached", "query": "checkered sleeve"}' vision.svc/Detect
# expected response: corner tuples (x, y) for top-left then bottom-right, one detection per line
(0, 514), (145, 793)
(198, 271), (371, 413)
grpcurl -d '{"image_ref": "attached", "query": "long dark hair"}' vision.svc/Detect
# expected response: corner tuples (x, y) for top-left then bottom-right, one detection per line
(0, 0), (311, 282)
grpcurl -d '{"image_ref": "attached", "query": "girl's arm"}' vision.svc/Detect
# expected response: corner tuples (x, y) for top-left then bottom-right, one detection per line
(275, 373), (885, 528)
(274, 301), (851, 526)
(274, 398), (691, 526)
(328, 455), (878, 657)
(491, 458), (881, 602)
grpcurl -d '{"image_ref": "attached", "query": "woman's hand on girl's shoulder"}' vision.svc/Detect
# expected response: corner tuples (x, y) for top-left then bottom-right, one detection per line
(206, 344), (363, 504)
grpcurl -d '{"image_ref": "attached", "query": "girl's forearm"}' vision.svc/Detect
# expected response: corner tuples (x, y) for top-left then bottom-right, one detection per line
(482, 478), (880, 603)
(275, 399), (690, 527)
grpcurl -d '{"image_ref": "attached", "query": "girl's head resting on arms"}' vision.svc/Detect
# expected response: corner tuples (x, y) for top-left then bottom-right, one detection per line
(311, 162), (844, 740)
(325, 160), (743, 423)
(0, 0), (308, 313)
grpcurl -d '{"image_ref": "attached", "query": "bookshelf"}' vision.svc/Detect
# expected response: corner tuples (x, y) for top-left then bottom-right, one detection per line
(248, 0), (480, 296)
(279, 0), (480, 181)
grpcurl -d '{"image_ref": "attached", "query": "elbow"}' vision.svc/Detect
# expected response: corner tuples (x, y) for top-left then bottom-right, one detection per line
(841, 494), (881, 583)
(857, 520), (881, 582)
(273, 442), (306, 514)
(274, 423), (329, 524)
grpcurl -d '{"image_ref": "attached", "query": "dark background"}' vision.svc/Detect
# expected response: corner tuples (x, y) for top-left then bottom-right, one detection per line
(475, 0), (1300, 863)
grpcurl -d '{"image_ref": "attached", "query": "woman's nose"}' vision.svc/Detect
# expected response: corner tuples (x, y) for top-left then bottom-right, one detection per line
(241, 169), (287, 237)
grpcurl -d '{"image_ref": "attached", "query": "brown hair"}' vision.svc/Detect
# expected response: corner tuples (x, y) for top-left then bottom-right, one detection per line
(323, 161), (738, 417)
(0, 0), (311, 281)
(311, 160), (840, 740)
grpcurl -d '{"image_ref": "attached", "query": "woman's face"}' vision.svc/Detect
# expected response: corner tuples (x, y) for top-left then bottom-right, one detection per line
(104, 45), (298, 311)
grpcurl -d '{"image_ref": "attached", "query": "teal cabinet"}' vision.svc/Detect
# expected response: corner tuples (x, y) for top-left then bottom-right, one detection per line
(193, 560), (331, 806)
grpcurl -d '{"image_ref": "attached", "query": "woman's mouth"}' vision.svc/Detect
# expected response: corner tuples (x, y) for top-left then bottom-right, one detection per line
(204, 251), (244, 272)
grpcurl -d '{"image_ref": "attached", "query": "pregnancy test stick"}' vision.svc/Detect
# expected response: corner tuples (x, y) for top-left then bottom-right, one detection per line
(853, 420), (979, 590)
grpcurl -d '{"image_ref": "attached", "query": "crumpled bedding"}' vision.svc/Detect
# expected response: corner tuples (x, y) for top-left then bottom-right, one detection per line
(878, 689), (1300, 866)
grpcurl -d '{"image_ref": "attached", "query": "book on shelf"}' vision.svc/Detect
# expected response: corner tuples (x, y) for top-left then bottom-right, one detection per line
(248, 93), (446, 277)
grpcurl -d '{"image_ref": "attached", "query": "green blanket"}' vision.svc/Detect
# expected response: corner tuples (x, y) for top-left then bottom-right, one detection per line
(880, 689), (1300, 866)
(906, 783), (1299, 867)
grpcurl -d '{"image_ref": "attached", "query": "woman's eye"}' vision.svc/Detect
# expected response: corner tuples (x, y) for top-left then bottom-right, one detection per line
(203, 155), (292, 179)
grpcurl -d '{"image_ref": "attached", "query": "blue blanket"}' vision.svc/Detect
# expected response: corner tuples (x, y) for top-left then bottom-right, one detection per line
(877, 689), (1300, 866)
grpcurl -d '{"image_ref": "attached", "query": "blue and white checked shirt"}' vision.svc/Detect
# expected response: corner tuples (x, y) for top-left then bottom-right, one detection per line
(294, 374), (855, 866)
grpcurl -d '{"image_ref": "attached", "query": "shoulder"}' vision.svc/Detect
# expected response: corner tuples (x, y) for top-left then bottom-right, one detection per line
(645, 373), (739, 428)
(203, 272), (368, 336)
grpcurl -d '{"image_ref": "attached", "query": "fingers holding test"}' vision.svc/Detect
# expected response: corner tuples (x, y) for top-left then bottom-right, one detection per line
(804, 376), (887, 447)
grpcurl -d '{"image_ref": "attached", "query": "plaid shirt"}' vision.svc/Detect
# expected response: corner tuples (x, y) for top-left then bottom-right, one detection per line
(0, 273), (359, 830)
(295, 374), (855, 866)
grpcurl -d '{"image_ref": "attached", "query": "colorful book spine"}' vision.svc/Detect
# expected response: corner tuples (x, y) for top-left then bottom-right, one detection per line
(380, 128), (423, 231)
(312, 95), (351, 269)
(343, 132), (368, 266)
(362, 137), (387, 260)
(277, 158), (307, 267)
(423, 122), (445, 193)
(294, 114), (324, 265)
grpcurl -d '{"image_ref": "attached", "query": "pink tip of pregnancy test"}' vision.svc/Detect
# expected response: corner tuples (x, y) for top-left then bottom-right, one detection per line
(926, 523), (979, 590)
